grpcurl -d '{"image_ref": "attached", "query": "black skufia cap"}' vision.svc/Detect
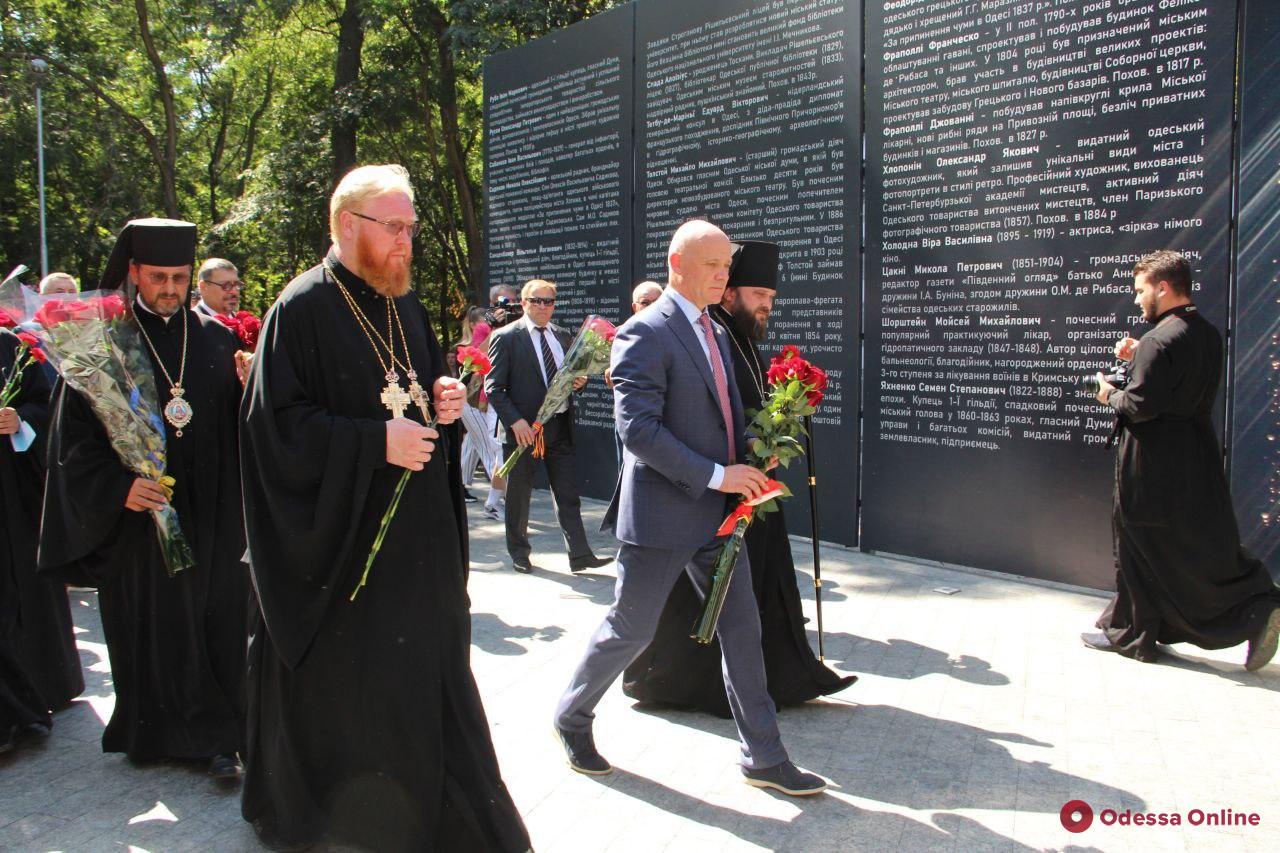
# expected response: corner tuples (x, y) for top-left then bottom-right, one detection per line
(728, 240), (780, 290)
(98, 218), (198, 291)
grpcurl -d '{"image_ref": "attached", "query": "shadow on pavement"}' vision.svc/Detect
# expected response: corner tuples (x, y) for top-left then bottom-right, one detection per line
(819, 633), (1011, 686)
(471, 612), (565, 656)
(629, 701), (1146, 816)
(591, 765), (1042, 850)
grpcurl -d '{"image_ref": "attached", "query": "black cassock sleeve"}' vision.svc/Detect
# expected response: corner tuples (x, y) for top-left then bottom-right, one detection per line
(240, 295), (389, 669)
(1108, 336), (1176, 424)
(37, 380), (139, 585)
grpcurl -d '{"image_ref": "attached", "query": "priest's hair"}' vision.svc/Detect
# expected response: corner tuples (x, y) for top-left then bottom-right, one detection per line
(329, 164), (416, 243)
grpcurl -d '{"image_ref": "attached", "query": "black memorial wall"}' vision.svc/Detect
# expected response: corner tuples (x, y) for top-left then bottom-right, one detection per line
(483, 4), (635, 498)
(485, 0), (1278, 588)
(633, 0), (862, 544)
(1231, 0), (1280, 578)
(862, 0), (1238, 588)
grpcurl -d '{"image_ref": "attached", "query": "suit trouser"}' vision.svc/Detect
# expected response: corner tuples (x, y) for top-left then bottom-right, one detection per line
(503, 412), (592, 563)
(555, 538), (788, 769)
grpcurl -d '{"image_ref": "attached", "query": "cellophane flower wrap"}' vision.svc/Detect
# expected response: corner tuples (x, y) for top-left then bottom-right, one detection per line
(692, 345), (827, 643)
(351, 348), (493, 601)
(0, 283), (195, 576)
(495, 314), (616, 477)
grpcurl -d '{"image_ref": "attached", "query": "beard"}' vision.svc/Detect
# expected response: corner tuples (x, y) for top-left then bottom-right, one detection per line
(728, 301), (768, 341)
(355, 238), (412, 297)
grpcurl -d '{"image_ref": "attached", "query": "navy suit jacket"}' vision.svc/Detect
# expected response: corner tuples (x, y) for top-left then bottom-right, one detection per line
(603, 290), (745, 549)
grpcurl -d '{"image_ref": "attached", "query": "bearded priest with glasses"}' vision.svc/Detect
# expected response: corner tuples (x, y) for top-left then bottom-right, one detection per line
(239, 164), (530, 851)
(38, 217), (249, 781)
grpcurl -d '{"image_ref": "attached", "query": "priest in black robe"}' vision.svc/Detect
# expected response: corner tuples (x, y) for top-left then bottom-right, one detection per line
(239, 164), (530, 852)
(1084, 250), (1280, 667)
(623, 240), (855, 718)
(1, 327), (83, 752)
(38, 219), (248, 778)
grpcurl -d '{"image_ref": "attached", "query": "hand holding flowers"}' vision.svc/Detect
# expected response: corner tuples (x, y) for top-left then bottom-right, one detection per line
(692, 346), (828, 643)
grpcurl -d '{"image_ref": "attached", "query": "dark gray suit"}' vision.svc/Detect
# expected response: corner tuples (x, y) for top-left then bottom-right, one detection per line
(555, 290), (786, 770)
(484, 318), (593, 565)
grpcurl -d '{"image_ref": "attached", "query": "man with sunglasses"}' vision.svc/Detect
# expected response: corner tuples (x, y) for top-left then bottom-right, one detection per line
(194, 258), (243, 317)
(485, 279), (612, 574)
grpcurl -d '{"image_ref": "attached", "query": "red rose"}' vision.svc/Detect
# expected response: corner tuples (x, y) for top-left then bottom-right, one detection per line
(16, 331), (39, 348)
(779, 344), (802, 362)
(215, 313), (241, 332)
(34, 300), (71, 328)
(97, 293), (127, 320)
(28, 345), (47, 364)
(62, 300), (95, 321)
(805, 388), (824, 407)
(457, 345), (492, 376)
(588, 316), (618, 341)
(0, 307), (16, 328)
(235, 313), (262, 351)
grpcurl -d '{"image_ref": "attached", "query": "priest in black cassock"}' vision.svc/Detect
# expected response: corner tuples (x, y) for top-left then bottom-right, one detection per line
(38, 218), (248, 779)
(1085, 250), (1280, 668)
(2, 328), (83, 753)
(623, 240), (855, 717)
(239, 164), (530, 852)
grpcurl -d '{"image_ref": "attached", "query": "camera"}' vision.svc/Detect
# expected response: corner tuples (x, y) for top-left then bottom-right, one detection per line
(484, 296), (523, 329)
(1081, 362), (1131, 396)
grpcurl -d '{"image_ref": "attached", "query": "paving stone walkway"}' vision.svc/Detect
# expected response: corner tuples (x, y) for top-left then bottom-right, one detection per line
(2, 494), (1277, 851)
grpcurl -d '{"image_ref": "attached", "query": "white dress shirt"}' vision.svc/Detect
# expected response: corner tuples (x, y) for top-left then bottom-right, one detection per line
(523, 314), (569, 415)
(663, 287), (726, 491)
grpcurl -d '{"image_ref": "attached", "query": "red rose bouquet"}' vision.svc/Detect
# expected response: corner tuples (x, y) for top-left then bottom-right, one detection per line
(692, 345), (827, 643)
(352, 346), (493, 600)
(214, 310), (262, 351)
(495, 314), (617, 477)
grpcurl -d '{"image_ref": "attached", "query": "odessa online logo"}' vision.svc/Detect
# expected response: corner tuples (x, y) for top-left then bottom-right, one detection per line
(1060, 800), (1094, 833)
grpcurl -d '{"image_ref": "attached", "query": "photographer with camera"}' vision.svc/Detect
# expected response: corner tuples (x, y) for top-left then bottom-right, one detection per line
(1082, 250), (1280, 669)
(485, 283), (523, 329)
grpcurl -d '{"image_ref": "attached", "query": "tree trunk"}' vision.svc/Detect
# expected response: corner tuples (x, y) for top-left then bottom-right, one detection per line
(134, 0), (180, 218)
(331, 0), (365, 188)
(431, 17), (484, 306)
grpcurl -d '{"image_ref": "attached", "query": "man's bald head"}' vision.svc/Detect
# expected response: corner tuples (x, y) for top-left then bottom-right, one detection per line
(667, 220), (732, 310)
(631, 280), (662, 313)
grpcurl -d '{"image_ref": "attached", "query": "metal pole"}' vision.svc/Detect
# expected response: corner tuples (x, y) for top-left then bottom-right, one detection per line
(32, 58), (49, 279)
(804, 414), (825, 661)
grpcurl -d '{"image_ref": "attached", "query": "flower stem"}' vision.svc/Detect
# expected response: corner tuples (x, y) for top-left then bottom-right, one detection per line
(351, 468), (412, 601)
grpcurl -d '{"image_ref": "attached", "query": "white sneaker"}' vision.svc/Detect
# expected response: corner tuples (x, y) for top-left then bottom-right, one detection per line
(483, 504), (505, 521)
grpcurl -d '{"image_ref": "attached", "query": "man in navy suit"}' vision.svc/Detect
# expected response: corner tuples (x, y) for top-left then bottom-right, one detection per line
(553, 221), (826, 796)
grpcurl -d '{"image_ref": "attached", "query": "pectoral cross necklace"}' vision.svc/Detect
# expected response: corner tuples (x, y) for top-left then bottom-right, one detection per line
(134, 304), (193, 436)
(326, 259), (428, 420)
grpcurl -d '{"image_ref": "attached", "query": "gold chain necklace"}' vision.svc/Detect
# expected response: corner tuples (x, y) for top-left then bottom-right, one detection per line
(324, 259), (426, 419)
(134, 303), (193, 437)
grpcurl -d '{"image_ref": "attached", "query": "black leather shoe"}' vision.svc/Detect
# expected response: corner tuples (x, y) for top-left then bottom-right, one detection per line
(570, 554), (613, 573)
(554, 726), (612, 775)
(512, 558), (534, 574)
(1245, 607), (1280, 672)
(1081, 632), (1159, 663)
(209, 753), (243, 781)
(742, 761), (826, 796)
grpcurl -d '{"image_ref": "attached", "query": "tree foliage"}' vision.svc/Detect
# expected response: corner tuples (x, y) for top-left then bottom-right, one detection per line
(0, 0), (624, 339)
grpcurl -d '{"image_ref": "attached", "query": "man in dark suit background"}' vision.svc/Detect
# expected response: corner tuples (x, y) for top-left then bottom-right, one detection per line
(484, 279), (612, 574)
(552, 220), (827, 797)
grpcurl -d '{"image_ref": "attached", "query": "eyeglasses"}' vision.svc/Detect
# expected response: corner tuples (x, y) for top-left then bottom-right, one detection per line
(525, 297), (555, 306)
(350, 210), (422, 239)
(204, 278), (244, 291)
